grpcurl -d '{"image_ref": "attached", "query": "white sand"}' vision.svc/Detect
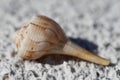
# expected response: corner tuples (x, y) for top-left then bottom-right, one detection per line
(0, 0), (120, 80)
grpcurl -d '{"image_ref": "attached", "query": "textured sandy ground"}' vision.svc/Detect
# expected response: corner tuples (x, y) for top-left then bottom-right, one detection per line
(0, 0), (120, 80)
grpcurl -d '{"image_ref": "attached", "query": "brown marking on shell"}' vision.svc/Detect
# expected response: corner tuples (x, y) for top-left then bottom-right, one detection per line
(22, 50), (47, 60)
(29, 39), (56, 51)
(30, 39), (55, 46)
(30, 22), (46, 30)
(14, 26), (27, 48)
(25, 50), (34, 59)
(16, 34), (23, 48)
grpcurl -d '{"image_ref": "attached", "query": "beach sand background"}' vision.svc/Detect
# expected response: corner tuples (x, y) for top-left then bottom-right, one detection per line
(0, 0), (120, 80)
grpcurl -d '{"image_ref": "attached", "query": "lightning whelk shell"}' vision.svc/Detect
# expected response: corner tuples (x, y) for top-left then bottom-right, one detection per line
(13, 15), (110, 66)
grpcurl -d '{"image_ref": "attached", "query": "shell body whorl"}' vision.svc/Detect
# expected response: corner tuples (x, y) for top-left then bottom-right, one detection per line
(14, 15), (68, 59)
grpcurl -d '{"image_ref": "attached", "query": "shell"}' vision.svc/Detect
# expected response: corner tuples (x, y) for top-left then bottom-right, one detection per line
(13, 15), (67, 59)
(13, 15), (110, 66)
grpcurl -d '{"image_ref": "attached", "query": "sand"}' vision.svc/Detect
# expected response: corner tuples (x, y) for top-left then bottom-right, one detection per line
(0, 0), (120, 80)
